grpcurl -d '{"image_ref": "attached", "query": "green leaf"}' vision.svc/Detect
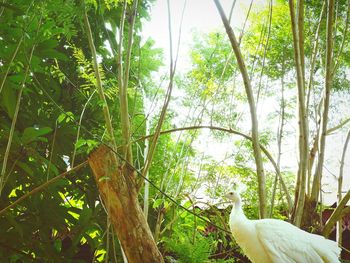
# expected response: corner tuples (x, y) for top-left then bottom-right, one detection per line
(75, 138), (87, 149)
(0, 83), (17, 119)
(16, 161), (34, 176)
(57, 113), (66, 123)
(54, 239), (62, 253)
(22, 127), (53, 144)
(80, 208), (92, 225)
(57, 111), (75, 123)
(152, 199), (163, 209)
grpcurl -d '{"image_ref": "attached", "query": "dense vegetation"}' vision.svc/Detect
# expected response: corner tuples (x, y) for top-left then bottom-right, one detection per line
(0, 0), (349, 262)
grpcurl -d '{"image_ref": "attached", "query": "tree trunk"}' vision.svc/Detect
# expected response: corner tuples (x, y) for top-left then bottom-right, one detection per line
(88, 145), (164, 263)
(288, 0), (309, 227)
(311, 0), (335, 202)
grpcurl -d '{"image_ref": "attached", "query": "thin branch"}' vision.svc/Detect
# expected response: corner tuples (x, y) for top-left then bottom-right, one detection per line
(118, 0), (133, 162)
(326, 117), (350, 135)
(214, 0), (267, 218)
(0, 161), (88, 217)
(228, 0), (237, 24)
(141, 0), (185, 185)
(71, 90), (96, 167)
(306, 0), (326, 110)
(289, 0), (308, 227)
(322, 189), (350, 237)
(138, 125), (292, 210)
(0, 36), (23, 94)
(83, 11), (117, 150)
(256, 0), (272, 104)
(0, 17), (41, 194)
(238, 0), (254, 45)
(333, 0), (350, 75)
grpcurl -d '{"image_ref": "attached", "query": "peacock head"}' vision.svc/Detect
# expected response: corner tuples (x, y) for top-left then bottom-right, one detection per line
(224, 190), (240, 202)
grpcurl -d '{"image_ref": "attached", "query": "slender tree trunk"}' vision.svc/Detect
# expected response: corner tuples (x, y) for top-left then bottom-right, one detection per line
(88, 146), (164, 263)
(311, 0), (335, 202)
(154, 209), (165, 243)
(270, 64), (286, 217)
(214, 0), (267, 218)
(85, 8), (163, 260)
(143, 116), (150, 219)
(288, 0), (308, 227)
(118, 1), (133, 163)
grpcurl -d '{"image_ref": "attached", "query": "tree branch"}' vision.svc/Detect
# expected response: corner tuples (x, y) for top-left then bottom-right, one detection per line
(322, 189), (350, 237)
(83, 11), (117, 150)
(326, 117), (350, 135)
(214, 0), (267, 218)
(138, 125), (292, 210)
(0, 161), (88, 217)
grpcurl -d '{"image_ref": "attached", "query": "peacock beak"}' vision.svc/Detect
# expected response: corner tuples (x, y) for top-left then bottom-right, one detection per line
(224, 193), (233, 200)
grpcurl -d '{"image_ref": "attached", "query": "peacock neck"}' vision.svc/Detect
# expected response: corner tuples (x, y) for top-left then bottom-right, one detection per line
(231, 197), (246, 220)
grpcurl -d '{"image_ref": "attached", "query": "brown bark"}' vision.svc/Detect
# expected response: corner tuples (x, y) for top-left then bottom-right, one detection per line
(88, 145), (164, 263)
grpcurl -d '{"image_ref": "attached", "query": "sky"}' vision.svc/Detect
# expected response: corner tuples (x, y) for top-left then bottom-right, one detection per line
(141, 0), (350, 205)
(142, 0), (263, 71)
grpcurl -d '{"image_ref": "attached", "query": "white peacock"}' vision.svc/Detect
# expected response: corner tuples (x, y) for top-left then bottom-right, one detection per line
(225, 187), (341, 263)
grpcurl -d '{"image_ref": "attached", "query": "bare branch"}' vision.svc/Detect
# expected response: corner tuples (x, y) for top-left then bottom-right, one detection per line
(326, 117), (350, 135)
(214, 0), (267, 218)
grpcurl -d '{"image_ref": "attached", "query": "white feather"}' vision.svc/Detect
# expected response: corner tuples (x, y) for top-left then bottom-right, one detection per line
(226, 190), (341, 263)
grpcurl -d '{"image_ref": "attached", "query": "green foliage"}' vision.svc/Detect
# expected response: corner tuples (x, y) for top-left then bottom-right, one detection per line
(243, 1), (294, 79)
(0, 0), (162, 261)
(164, 234), (213, 263)
(1, 0), (349, 262)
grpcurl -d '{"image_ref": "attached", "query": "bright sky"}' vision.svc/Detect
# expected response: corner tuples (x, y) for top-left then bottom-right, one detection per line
(142, 0), (264, 71)
(141, 0), (350, 205)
